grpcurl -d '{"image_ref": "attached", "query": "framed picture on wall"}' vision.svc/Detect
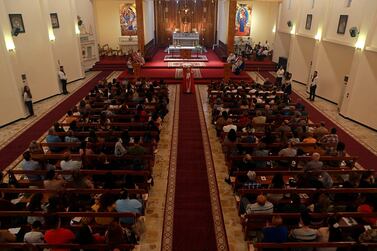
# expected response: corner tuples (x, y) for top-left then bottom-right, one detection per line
(305, 14), (312, 30)
(9, 14), (25, 33)
(337, 15), (348, 34)
(50, 13), (60, 29)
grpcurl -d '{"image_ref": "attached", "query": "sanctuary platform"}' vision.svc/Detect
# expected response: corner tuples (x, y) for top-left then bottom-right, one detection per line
(91, 48), (276, 84)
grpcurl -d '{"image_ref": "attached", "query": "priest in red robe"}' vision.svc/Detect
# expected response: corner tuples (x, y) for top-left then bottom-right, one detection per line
(182, 64), (195, 94)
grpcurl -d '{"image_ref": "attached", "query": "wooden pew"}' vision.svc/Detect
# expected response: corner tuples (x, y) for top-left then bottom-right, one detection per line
(0, 243), (135, 251)
(55, 131), (159, 138)
(232, 169), (369, 192)
(250, 242), (356, 251)
(242, 212), (377, 241)
(226, 155), (357, 173)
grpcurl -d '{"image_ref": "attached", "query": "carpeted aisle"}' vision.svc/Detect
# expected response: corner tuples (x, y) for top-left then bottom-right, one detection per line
(172, 92), (217, 251)
(0, 71), (111, 170)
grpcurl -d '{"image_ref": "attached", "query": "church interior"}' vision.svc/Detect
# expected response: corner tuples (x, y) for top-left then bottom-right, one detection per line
(1, 0), (377, 250)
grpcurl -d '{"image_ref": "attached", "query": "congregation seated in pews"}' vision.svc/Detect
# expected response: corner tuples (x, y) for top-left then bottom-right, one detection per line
(207, 78), (377, 249)
(0, 77), (170, 250)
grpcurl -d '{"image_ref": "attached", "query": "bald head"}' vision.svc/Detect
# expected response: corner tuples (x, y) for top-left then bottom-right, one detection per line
(312, 152), (321, 161)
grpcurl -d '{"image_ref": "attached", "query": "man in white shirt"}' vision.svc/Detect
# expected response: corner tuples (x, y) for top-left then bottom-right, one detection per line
(227, 53), (236, 63)
(24, 220), (44, 244)
(60, 152), (82, 181)
(223, 122), (237, 133)
(309, 70), (318, 101)
(276, 66), (285, 85)
(264, 40), (270, 50)
(58, 66), (68, 94)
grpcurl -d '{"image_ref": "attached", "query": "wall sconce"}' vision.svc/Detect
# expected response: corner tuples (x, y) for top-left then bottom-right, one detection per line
(355, 37), (365, 50)
(290, 25), (296, 35)
(48, 32), (56, 42)
(272, 25), (276, 33)
(75, 24), (80, 35)
(315, 30), (322, 41)
(5, 37), (16, 52)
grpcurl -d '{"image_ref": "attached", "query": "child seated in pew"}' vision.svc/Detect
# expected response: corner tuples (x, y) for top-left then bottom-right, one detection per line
(24, 220), (44, 244)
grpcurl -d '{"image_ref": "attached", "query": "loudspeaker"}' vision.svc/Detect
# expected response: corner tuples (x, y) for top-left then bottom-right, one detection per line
(287, 20), (292, 28)
(11, 27), (20, 37)
(349, 27), (359, 37)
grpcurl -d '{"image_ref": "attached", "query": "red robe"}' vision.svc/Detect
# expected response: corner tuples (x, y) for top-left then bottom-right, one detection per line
(182, 67), (195, 94)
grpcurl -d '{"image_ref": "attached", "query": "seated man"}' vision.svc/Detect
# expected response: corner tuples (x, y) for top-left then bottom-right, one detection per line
(304, 152), (323, 172)
(22, 151), (42, 181)
(60, 152), (82, 181)
(232, 56), (245, 75)
(128, 136), (147, 170)
(319, 128), (339, 155)
(262, 215), (288, 243)
(313, 122), (329, 140)
(227, 53), (236, 63)
(115, 189), (143, 225)
(289, 210), (319, 245)
(278, 141), (297, 167)
(246, 194), (274, 214)
(128, 136), (146, 155)
(252, 111), (266, 133)
(46, 128), (63, 153)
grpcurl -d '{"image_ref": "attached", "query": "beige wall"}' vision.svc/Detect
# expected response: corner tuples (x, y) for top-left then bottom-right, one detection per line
(288, 35), (315, 84)
(0, 0), (89, 126)
(143, 0), (154, 44)
(272, 31), (290, 63)
(246, 0), (278, 46)
(276, 0), (377, 129)
(314, 41), (354, 103)
(217, 0), (229, 43)
(0, 1), (26, 125)
(340, 51), (377, 129)
(4, 0), (61, 102)
(48, 0), (84, 82)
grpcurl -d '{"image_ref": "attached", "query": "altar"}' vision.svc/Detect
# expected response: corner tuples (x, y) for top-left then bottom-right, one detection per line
(167, 45), (204, 58)
(172, 32), (200, 47)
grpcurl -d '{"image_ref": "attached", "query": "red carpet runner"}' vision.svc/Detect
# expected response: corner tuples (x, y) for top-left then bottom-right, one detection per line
(0, 71), (111, 170)
(258, 71), (377, 169)
(172, 91), (217, 251)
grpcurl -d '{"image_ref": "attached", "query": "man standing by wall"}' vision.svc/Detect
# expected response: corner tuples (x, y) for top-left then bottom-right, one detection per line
(58, 66), (68, 95)
(309, 70), (318, 101)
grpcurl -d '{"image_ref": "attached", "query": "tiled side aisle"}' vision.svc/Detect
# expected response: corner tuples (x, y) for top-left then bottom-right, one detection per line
(139, 85), (177, 251)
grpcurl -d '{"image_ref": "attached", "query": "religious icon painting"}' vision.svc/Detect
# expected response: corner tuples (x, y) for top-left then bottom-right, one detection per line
(120, 3), (137, 36)
(9, 14), (25, 33)
(337, 15), (348, 34)
(235, 3), (252, 36)
(305, 14), (312, 30)
(50, 13), (60, 29)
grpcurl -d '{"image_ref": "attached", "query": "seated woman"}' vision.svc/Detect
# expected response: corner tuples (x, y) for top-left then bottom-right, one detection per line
(91, 193), (116, 225)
